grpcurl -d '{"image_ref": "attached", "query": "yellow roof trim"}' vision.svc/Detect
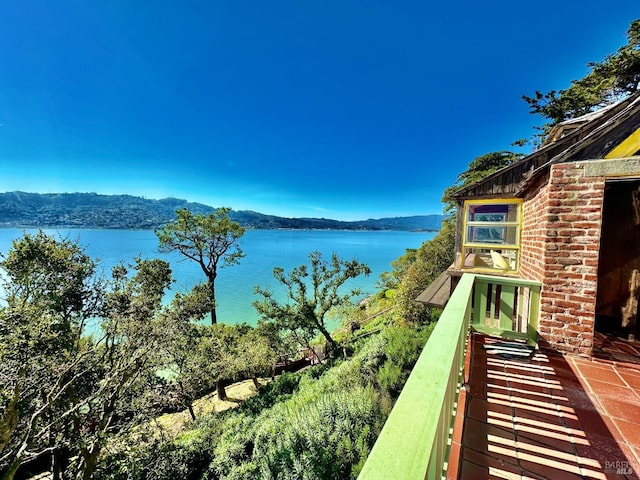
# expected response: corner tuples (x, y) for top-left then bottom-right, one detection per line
(605, 126), (640, 159)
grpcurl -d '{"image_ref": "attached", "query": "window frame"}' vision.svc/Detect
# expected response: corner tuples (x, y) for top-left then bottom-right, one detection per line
(461, 199), (523, 273)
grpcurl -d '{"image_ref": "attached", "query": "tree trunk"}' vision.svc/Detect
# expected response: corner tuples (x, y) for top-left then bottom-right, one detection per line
(318, 324), (340, 358)
(52, 449), (62, 480)
(0, 383), (20, 452)
(178, 382), (196, 421)
(252, 377), (260, 390)
(1, 457), (20, 480)
(187, 403), (196, 421)
(216, 379), (227, 401)
(209, 278), (217, 325)
(80, 446), (100, 480)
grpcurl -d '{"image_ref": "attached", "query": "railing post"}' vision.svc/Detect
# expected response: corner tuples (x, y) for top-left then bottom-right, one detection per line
(528, 284), (541, 346)
(499, 284), (515, 330)
(473, 278), (487, 327)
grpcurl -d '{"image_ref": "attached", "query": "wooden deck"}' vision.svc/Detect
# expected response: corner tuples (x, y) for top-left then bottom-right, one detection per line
(447, 332), (640, 479)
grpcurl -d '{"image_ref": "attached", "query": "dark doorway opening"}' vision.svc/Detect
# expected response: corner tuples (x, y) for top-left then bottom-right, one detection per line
(595, 178), (640, 342)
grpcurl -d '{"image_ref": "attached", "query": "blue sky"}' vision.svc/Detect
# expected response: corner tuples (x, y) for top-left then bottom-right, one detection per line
(0, 2), (637, 221)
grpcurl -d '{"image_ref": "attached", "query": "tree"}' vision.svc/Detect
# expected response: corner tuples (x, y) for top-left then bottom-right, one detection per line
(522, 19), (640, 140)
(394, 218), (456, 323)
(175, 323), (276, 403)
(253, 251), (371, 357)
(441, 151), (522, 214)
(68, 258), (174, 480)
(234, 327), (277, 389)
(155, 208), (245, 324)
(0, 231), (102, 480)
(159, 283), (214, 420)
(0, 232), (182, 480)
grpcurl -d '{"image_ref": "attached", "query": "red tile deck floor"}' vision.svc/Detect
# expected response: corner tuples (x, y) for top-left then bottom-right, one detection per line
(447, 333), (640, 479)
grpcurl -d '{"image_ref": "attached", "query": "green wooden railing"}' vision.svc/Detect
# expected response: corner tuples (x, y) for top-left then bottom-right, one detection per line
(471, 274), (541, 346)
(357, 273), (541, 480)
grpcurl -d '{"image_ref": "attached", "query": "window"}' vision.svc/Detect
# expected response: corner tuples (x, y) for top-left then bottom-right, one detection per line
(462, 199), (522, 272)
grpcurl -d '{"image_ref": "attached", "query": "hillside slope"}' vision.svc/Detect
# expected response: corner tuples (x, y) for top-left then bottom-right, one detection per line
(0, 192), (443, 231)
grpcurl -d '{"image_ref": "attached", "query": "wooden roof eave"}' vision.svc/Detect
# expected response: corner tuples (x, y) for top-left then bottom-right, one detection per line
(515, 92), (640, 195)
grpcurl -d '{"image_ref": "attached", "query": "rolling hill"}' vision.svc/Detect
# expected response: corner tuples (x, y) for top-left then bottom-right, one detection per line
(0, 192), (443, 231)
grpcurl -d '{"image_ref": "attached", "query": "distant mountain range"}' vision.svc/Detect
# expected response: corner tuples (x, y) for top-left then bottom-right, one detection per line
(0, 192), (444, 231)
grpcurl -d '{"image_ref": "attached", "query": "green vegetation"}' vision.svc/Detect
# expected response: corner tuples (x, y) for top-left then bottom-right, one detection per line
(155, 207), (245, 325)
(521, 19), (640, 143)
(0, 221), (439, 480)
(253, 251), (371, 357)
(95, 325), (433, 480)
(2, 20), (638, 479)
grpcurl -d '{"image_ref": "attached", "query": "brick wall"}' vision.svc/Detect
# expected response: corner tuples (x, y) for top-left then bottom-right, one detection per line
(519, 162), (605, 355)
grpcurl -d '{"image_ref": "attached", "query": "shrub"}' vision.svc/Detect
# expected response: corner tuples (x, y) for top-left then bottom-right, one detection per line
(376, 325), (434, 398)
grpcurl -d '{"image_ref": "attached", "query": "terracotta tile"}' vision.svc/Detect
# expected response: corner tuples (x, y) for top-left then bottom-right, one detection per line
(612, 417), (640, 448)
(574, 363), (627, 386)
(615, 359), (640, 371)
(515, 423), (577, 454)
(575, 441), (639, 479)
(512, 407), (567, 435)
(583, 378), (640, 404)
(471, 364), (490, 377)
(598, 396), (640, 424)
(468, 396), (512, 423)
(619, 370), (640, 390)
(512, 406), (566, 430)
(559, 411), (588, 435)
(459, 459), (492, 480)
(469, 381), (486, 399)
(505, 364), (549, 377)
(613, 342), (640, 356)
(630, 446), (640, 474)
(575, 431), (630, 461)
(460, 334), (640, 479)
(573, 407), (618, 438)
(617, 362), (640, 375)
(567, 356), (594, 370)
(552, 384), (595, 411)
(550, 370), (585, 389)
(518, 455), (586, 480)
(463, 443), (520, 470)
(462, 417), (516, 456)
(509, 394), (573, 419)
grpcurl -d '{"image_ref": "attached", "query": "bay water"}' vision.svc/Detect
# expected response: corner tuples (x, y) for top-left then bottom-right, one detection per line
(0, 229), (434, 328)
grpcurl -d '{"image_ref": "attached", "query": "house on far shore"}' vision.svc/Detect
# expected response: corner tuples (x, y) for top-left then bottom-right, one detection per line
(419, 90), (640, 356)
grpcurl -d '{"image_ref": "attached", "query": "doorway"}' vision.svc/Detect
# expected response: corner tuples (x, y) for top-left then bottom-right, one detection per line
(595, 179), (640, 341)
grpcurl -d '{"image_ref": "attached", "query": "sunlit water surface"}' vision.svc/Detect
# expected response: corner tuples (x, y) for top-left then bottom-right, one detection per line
(0, 229), (435, 329)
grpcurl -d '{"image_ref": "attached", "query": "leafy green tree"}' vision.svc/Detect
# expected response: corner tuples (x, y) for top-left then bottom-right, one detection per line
(177, 323), (275, 403)
(180, 324), (238, 402)
(159, 283), (213, 420)
(376, 248), (417, 291)
(0, 231), (102, 480)
(155, 208), (245, 324)
(0, 232), (184, 480)
(253, 251), (371, 357)
(522, 19), (640, 139)
(234, 328), (277, 389)
(394, 218), (456, 323)
(441, 151), (522, 214)
(68, 258), (174, 480)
